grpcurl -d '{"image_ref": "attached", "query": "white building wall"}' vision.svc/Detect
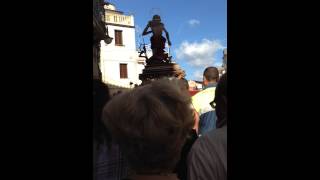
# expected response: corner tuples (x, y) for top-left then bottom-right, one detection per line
(137, 63), (145, 76)
(100, 4), (146, 87)
(101, 24), (144, 87)
(103, 25), (136, 50)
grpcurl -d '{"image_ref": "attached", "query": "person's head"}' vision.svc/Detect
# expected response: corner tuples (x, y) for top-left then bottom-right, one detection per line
(168, 77), (190, 97)
(152, 14), (161, 22)
(203, 67), (219, 86)
(93, 79), (111, 144)
(213, 73), (227, 128)
(102, 78), (194, 173)
(179, 78), (189, 91)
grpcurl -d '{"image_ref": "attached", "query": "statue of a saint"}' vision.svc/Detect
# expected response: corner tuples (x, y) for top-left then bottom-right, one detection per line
(142, 15), (171, 62)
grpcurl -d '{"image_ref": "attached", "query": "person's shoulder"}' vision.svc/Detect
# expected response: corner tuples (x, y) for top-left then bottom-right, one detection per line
(203, 127), (227, 148)
(189, 133), (210, 154)
(206, 127), (226, 138)
(188, 128), (227, 180)
(187, 132), (214, 171)
(192, 88), (215, 103)
(188, 129), (225, 163)
(192, 89), (205, 99)
(205, 86), (216, 93)
(199, 87), (215, 95)
(195, 128), (226, 145)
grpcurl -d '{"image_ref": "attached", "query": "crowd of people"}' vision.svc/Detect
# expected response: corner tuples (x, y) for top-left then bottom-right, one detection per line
(93, 66), (227, 180)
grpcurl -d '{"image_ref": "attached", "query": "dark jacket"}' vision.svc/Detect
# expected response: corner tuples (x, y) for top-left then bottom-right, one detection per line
(187, 126), (227, 180)
(174, 129), (198, 180)
(187, 74), (227, 180)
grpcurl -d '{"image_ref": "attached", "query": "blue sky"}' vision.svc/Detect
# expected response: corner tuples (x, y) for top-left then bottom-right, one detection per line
(107, 0), (227, 81)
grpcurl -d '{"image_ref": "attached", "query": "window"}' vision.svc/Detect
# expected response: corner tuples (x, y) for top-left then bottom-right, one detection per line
(115, 30), (123, 46)
(120, 64), (128, 79)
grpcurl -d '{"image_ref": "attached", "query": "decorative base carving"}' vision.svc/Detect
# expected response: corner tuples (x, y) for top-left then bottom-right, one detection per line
(139, 60), (185, 84)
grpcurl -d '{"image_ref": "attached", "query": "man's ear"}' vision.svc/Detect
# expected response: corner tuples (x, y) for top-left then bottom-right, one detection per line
(203, 77), (208, 85)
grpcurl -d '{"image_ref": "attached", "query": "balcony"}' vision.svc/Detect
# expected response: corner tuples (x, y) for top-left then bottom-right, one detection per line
(105, 13), (134, 26)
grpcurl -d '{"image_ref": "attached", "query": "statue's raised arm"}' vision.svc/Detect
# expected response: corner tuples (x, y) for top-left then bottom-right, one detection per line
(142, 21), (152, 36)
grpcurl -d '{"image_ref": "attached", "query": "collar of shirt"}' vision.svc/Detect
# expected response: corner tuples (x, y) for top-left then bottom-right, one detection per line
(204, 82), (217, 89)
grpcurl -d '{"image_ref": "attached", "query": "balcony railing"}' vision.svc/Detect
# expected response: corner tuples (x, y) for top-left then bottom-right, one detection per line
(105, 13), (134, 26)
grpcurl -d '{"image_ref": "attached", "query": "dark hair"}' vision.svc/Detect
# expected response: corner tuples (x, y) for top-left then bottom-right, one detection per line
(214, 73), (227, 128)
(152, 14), (161, 21)
(102, 78), (194, 173)
(203, 67), (219, 82)
(93, 79), (111, 145)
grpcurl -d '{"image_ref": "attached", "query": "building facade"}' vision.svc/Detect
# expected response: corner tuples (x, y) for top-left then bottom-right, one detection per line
(93, 0), (112, 80)
(222, 48), (227, 72)
(218, 48), (227, 76)
(100, 3), (145, 88)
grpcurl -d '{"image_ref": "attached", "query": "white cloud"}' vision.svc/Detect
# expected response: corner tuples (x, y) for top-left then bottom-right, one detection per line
(188, 19), (200, 27)
(193, 70), (203, 81)
(214, 61), (222, 67)
(175, 39), (225, 68)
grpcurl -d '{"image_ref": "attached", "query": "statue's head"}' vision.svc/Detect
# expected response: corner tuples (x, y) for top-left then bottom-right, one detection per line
(152, 15), (161, 22)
